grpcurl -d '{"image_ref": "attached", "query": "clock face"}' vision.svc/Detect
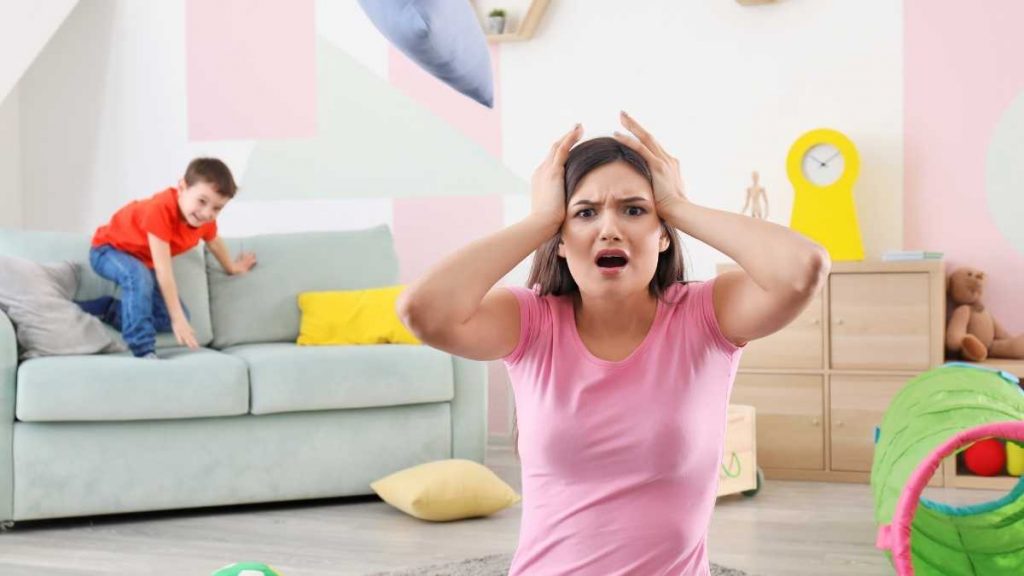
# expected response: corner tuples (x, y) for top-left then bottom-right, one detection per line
(801, 143), (845, 187)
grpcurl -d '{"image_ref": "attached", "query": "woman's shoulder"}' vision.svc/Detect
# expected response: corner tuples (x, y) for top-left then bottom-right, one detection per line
(662, 279), (704, 303)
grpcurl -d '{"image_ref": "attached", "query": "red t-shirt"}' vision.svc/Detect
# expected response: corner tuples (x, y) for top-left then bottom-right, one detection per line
(92, 187), (218, 268)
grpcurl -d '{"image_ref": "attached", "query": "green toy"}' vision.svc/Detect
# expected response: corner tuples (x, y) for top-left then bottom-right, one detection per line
(211, 562), (283, 576)
(872, 363), (1024, 575)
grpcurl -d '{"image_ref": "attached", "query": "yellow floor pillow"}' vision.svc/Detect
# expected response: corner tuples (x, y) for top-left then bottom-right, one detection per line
(371, 459), (521, 522)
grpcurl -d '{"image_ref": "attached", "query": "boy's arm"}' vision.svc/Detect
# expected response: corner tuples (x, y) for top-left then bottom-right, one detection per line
(148, 233), (198, 349)
(207, 236), (256, 275)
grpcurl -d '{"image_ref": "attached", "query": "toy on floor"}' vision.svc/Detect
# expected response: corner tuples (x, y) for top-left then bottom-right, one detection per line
(211, 562), (282, 576)
(1008, 441), (1024, 477)
(963, 438), (1007, 477)
(945, 267), (1024, 361)
(872, 363), (1024, 575)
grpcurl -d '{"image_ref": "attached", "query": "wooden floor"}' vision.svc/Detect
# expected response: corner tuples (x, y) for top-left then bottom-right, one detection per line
(0, 444), (1003, 576)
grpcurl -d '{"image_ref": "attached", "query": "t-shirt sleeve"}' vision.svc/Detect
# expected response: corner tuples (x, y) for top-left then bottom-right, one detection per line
(139, 194), (176, 243)
(502, 286), (548, 366)
(690, 278), (743, 356)
(202, 220), (218, 243)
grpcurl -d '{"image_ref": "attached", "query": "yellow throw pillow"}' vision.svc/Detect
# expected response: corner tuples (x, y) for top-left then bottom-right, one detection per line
(370, 459), (521, 522)
(297, 286), (420, 345)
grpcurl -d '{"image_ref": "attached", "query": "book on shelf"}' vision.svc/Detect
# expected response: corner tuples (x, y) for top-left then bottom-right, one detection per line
(882, 250), (944, 261)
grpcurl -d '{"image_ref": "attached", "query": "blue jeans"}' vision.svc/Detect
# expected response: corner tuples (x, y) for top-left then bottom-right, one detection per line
(77, 245), (188, 357)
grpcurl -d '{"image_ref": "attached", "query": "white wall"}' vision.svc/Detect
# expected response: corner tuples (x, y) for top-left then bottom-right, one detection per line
(0, 0), (79, 103)
(500, 0), (904, 278)
(0, 87), (21, 228)
(18, 0), (904, 270)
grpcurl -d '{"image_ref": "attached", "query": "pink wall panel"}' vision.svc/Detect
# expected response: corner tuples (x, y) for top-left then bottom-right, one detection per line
(388, 45), (502, 158)
(186, 0), (316, 140)
(905, 0), (1024, 331)
(393, 195), (505, 285)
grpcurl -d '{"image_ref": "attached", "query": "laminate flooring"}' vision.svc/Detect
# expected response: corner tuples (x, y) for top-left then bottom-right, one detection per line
(0, 444), (1002, 575)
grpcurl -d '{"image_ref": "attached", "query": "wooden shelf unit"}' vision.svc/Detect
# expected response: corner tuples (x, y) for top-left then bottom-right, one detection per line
(718, 260), (947, 485)
(479, 0), (550, 43)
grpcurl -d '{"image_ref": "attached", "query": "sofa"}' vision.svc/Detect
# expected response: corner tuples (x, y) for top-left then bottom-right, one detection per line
(0, 225), (486, 526)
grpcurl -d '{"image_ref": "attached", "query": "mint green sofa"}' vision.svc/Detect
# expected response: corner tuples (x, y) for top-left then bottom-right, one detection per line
(0, 226), (486, 526)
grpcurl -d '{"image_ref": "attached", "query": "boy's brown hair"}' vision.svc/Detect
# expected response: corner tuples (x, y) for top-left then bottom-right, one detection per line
(184, 158), (237, 199)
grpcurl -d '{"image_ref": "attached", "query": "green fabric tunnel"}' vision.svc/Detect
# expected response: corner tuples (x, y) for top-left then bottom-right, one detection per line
(871, 363), (1024, 575)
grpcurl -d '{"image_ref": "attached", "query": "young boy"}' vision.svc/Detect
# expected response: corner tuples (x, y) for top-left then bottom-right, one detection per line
(79, 158), (256, 358)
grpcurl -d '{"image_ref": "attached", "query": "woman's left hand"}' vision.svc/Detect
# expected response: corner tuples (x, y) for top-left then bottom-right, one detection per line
(613, 111), (689, 214)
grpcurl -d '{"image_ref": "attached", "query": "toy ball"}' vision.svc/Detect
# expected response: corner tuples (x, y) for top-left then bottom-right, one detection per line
(963, 438), (1006, 477)
(211, 562), (283, 576)
(1008, 441), (1024, 477)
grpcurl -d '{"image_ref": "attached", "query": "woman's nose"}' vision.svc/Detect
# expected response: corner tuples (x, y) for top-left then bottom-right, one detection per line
(599, 215), (622, 241)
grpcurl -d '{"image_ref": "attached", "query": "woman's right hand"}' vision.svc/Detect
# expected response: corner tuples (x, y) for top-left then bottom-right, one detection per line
(530, 124), (583, 230)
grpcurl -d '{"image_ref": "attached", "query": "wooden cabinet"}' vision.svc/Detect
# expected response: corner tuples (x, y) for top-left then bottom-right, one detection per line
(720, 260), (946, 484)
(731, 374), (824, 470)
(829, 375), (909, 472)
(740, 293), (824, 369)
(830, 273), (932, 370)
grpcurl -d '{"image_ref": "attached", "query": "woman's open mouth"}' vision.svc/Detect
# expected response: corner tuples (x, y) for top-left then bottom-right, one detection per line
(595, 249), (629, 276)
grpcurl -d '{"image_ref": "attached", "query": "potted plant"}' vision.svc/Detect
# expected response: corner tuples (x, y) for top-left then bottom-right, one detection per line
(487, 8), (506, 34)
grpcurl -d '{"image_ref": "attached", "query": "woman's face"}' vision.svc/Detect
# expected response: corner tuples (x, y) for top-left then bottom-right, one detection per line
(558, 161), (669, 299)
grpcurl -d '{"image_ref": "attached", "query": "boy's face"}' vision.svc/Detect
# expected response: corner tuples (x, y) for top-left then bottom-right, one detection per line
(177, 179), (229, 228)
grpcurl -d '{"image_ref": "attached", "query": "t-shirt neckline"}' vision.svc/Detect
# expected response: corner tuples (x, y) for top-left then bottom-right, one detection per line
(567, 293), (666, 368)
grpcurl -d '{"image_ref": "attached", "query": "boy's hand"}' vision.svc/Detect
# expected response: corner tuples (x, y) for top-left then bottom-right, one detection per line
(172, 316), (199, 349)
(231, 252), (257, 275)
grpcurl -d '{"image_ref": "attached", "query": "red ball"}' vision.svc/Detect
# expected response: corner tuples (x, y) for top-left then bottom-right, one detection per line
(963, 439), (1007, 477)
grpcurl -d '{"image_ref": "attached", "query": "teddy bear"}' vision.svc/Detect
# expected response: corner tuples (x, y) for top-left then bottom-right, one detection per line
(946, 267), (1024, 361)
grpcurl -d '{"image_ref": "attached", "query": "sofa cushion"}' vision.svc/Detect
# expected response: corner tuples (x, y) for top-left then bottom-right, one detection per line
(223, 343), (453, 415)
(0, 229), (214, 347)
(16, 348), (249, 422)
(206, 226), (399, 348)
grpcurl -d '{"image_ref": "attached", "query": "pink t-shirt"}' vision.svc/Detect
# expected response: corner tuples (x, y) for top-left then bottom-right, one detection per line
(502, 279), (743, 576)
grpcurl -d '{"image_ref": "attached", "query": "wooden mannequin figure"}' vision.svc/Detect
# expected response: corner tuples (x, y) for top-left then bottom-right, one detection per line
(742, 171), (769, 219)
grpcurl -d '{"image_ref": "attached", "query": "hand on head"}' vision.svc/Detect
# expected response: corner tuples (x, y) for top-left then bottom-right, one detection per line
(530, 124), (583, 229)
(613, 111), (689, 213)
(530, 114), (688, 230)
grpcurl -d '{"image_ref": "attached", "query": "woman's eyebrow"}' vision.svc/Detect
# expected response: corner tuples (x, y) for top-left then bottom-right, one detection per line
(571, 196), (650, 207)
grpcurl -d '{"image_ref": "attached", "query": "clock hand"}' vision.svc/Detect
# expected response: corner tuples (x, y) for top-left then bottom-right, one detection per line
(823, 151), (841, 165)
(808, 154), (826, 167)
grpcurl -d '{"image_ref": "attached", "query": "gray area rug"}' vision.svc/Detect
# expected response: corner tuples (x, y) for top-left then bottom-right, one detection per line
(367, 553), (751, 575)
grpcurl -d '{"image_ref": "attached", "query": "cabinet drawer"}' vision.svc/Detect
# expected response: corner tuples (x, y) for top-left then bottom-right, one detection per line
(830, 273), (931, 370)
(740, 291), (824, 369)
(731, 374), (824, 471)
(830, 375), (909, 472)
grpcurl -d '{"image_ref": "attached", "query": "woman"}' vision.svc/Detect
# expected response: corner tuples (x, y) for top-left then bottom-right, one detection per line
(397, 112), (829, 575)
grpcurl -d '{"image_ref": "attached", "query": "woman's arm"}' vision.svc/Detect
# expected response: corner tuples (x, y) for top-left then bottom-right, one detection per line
(397, 125), (583, 360)
(661, 199), (829, 346)
(614, 112), (829, 346)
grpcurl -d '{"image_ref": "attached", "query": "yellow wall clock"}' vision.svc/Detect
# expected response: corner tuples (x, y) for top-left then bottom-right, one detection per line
(786, 128), (865, 261)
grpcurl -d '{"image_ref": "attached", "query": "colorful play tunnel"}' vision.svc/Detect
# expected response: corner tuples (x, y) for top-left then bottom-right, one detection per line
(871, 363), (1024, 575)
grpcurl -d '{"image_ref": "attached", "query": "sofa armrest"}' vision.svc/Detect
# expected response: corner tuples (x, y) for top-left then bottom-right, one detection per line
(0, 310), (15, 523)
(450, 356), (487, 462)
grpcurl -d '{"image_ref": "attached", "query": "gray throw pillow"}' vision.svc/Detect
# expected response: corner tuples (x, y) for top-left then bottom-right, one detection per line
(0, 255), (127, 359)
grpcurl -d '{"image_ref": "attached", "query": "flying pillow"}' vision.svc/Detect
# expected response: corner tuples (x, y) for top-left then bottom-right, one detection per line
(358, 0), (494, 107)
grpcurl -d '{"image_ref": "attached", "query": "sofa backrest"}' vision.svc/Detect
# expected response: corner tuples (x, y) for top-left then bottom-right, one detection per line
(206, 225), (399, 348)
(0, 229), (215, 347)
